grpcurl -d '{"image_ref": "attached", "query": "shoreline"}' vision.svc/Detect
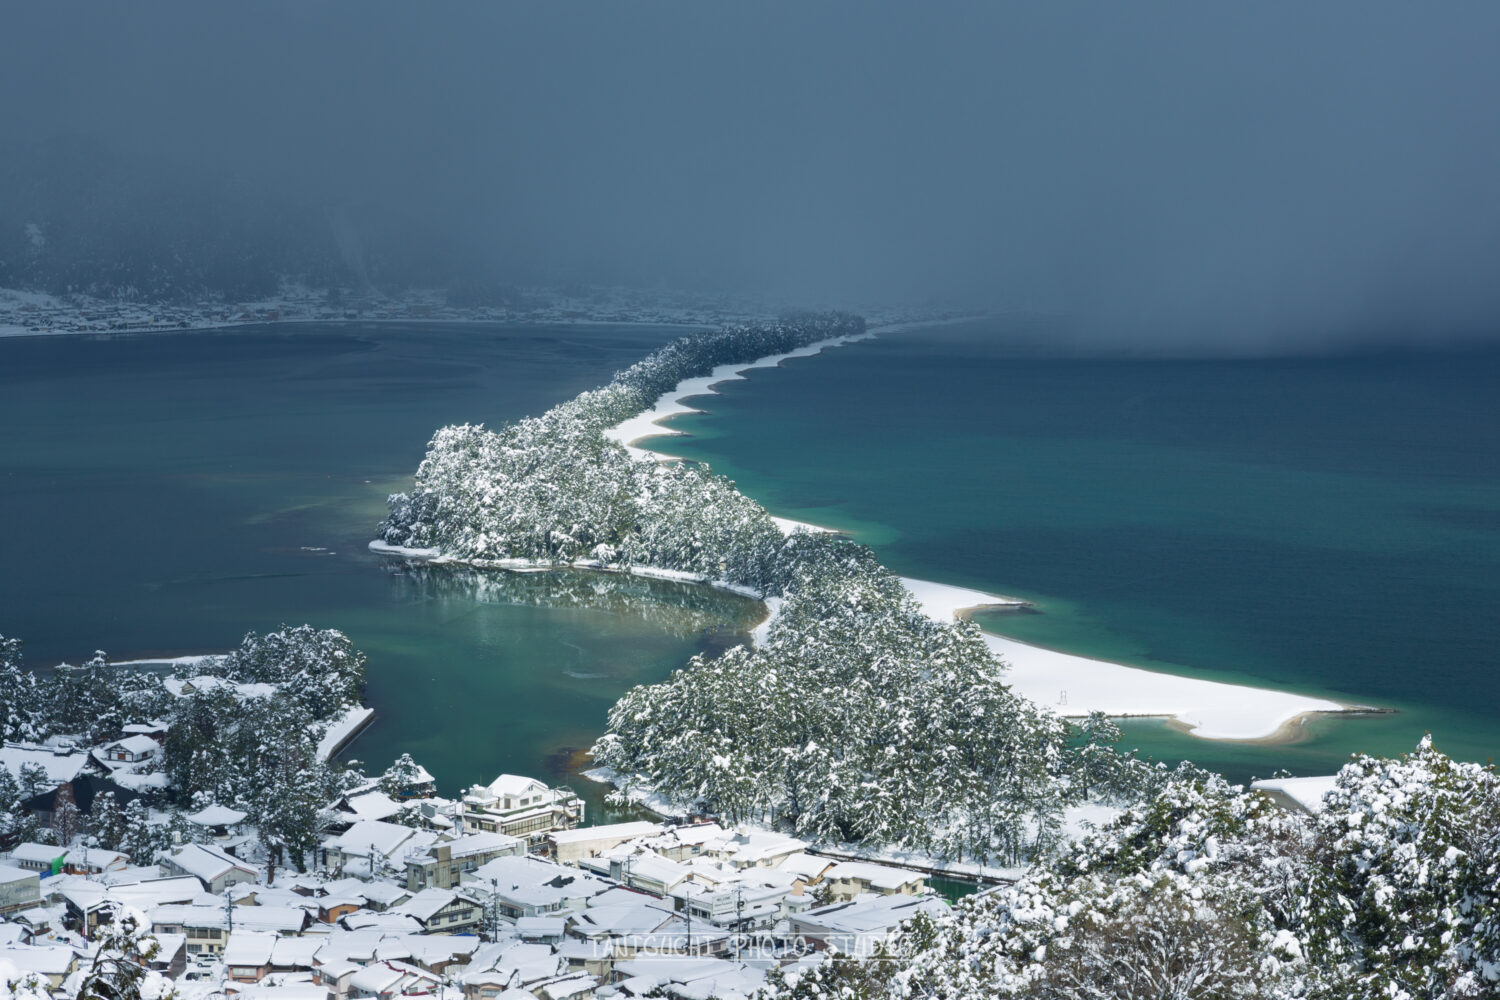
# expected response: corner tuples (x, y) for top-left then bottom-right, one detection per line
(367, 539), (769, 604)
(0, 314), (716, 342)
(602, 329), (877, 461)
(601, 324), (1377, 745)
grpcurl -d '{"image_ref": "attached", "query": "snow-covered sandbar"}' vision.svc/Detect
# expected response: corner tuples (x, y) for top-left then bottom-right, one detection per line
(603, 327), (1365, 744)
(895, 570), (1350, 741)
(603, 331), (875, 460)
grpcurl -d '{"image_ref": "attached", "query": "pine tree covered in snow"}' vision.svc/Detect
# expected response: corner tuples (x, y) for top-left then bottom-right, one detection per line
(378, 314), (863, 591)
(381, 315), (1083, 859)
(766, 740), (1500, 1000)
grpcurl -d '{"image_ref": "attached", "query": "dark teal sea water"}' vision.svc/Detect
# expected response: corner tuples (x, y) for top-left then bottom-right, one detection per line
(0, 323), (762, 812)
(4, 319), (1495, 795)
(644, 321), (1500, 782)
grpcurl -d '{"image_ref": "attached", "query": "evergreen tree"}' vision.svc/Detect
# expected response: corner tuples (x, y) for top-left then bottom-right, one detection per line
(119, 800), (158, 862)
(16, 763), (51, 800)
(0, 635), (41, 742)
(90, 792), (127, 852)
(378, 753), (427, 800)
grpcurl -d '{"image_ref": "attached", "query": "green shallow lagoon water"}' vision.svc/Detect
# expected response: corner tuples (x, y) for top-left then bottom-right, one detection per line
(645, 321), (1500, 783)
(0, 322), (767, 813)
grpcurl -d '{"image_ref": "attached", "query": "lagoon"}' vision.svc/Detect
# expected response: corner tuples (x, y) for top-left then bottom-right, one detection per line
(0, 323), (763, 809)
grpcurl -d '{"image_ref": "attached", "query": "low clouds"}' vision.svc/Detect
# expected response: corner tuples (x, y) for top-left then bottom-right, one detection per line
(2, 3), (1497, 352)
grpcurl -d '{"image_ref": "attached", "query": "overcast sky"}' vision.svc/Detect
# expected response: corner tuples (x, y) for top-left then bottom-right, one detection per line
(4, 2), (1499, 351)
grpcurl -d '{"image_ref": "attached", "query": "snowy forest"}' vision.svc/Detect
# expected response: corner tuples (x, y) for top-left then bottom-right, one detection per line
(0, 626), (369, 873)
(764, 739), (1500, 1000)
(380, 315), (1161, 861)
(380, 315), (1500, 996)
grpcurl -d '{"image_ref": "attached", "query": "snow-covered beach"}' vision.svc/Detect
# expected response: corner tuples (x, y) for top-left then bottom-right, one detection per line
(603, 330), (876, 461)
(606, 328), (1365, 744)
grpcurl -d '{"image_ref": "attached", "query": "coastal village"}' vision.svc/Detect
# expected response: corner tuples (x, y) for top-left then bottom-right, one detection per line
(0, 283), (955, 342)
(0, 720), (950, 1000)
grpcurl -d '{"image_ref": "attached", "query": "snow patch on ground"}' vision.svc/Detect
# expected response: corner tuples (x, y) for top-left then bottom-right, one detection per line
(108, 653), (223, 668)
(317, 706), (375, 761)
(770, 515), (833, 536)
(752, 596), (783, 647)
(899, 577), (1029, 618)
(1251, 774), (1340, 814)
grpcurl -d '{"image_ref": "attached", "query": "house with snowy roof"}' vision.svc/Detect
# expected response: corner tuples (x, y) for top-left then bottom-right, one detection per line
(148, 904), (231, 956)
(789, 892), (949, 954)
(564, 886), (678, 949)
(340, 910), (427, 935)
(120, 721), (168, 741)
(100, 734), (159, 764)
(404, 831), (525, 891)
(18, 773), (138, 839)
(820, 861), (926, 901)
(458, 940), (565, 998)
(346, 958), (440, 998)
(531, 974), (598, 1000)
(584, 850), (690, 896)
(0, 742), (98, 788)
(546, 821), (660, 865)
(0, 864), (42, 916)
(627, 822), (726, 862)
(6, 844), (128, 876)
(324, 819), (437, 876)
(464, 855), (613, 921)
(224, 930), (278, 984)
(267, 934), (324, 976)
(326, 785), (406, 831)
(158, 842), (257, 893)
(60, 875), (201, 935)
(185, 804), (249, 838)
(393, 887), (484, 934)
(162, 675), (278, 701)
(461, 774), (586, 841)
(610, 956), (768, 1000)
(775, 852), (835, 883)
(672, 871), (809, 930)
(718, 830), (807, 870)
(0, 944), (82, 989)
(373, 933), (481, 975)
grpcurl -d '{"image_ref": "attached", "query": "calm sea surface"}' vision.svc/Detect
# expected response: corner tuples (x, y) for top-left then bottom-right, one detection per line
(4, 319), (1496, 797)
(0, 323), (762, 814)
(645, 321), (1500, 782)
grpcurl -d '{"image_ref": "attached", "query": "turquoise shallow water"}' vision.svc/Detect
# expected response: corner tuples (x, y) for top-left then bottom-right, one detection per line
(0, 323), (764, 813)
(4, 318), (1496, 797)
(644, 321), (1500, 783)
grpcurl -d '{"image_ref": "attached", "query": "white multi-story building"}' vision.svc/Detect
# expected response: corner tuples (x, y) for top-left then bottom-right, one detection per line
(460, 774), (585, 841)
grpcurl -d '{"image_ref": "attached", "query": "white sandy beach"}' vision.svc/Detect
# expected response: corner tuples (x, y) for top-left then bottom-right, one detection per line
(605, 328), (1360, 744)
(900, 572), (1346, 741)
(901, 573), (1346, 742)
(603, 331), (876, 460)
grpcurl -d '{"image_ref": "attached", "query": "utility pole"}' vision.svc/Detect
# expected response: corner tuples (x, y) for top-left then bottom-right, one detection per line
(488, 878), (500, 942)
(734, 886), (745, 962)
(223, 885), (236, 943)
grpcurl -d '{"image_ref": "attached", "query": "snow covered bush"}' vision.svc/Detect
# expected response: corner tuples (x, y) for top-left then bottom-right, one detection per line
(764, 740), (1500, 1000)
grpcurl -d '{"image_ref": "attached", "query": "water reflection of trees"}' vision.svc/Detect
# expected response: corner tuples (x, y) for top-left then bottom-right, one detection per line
(382, 562), (764, 639)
